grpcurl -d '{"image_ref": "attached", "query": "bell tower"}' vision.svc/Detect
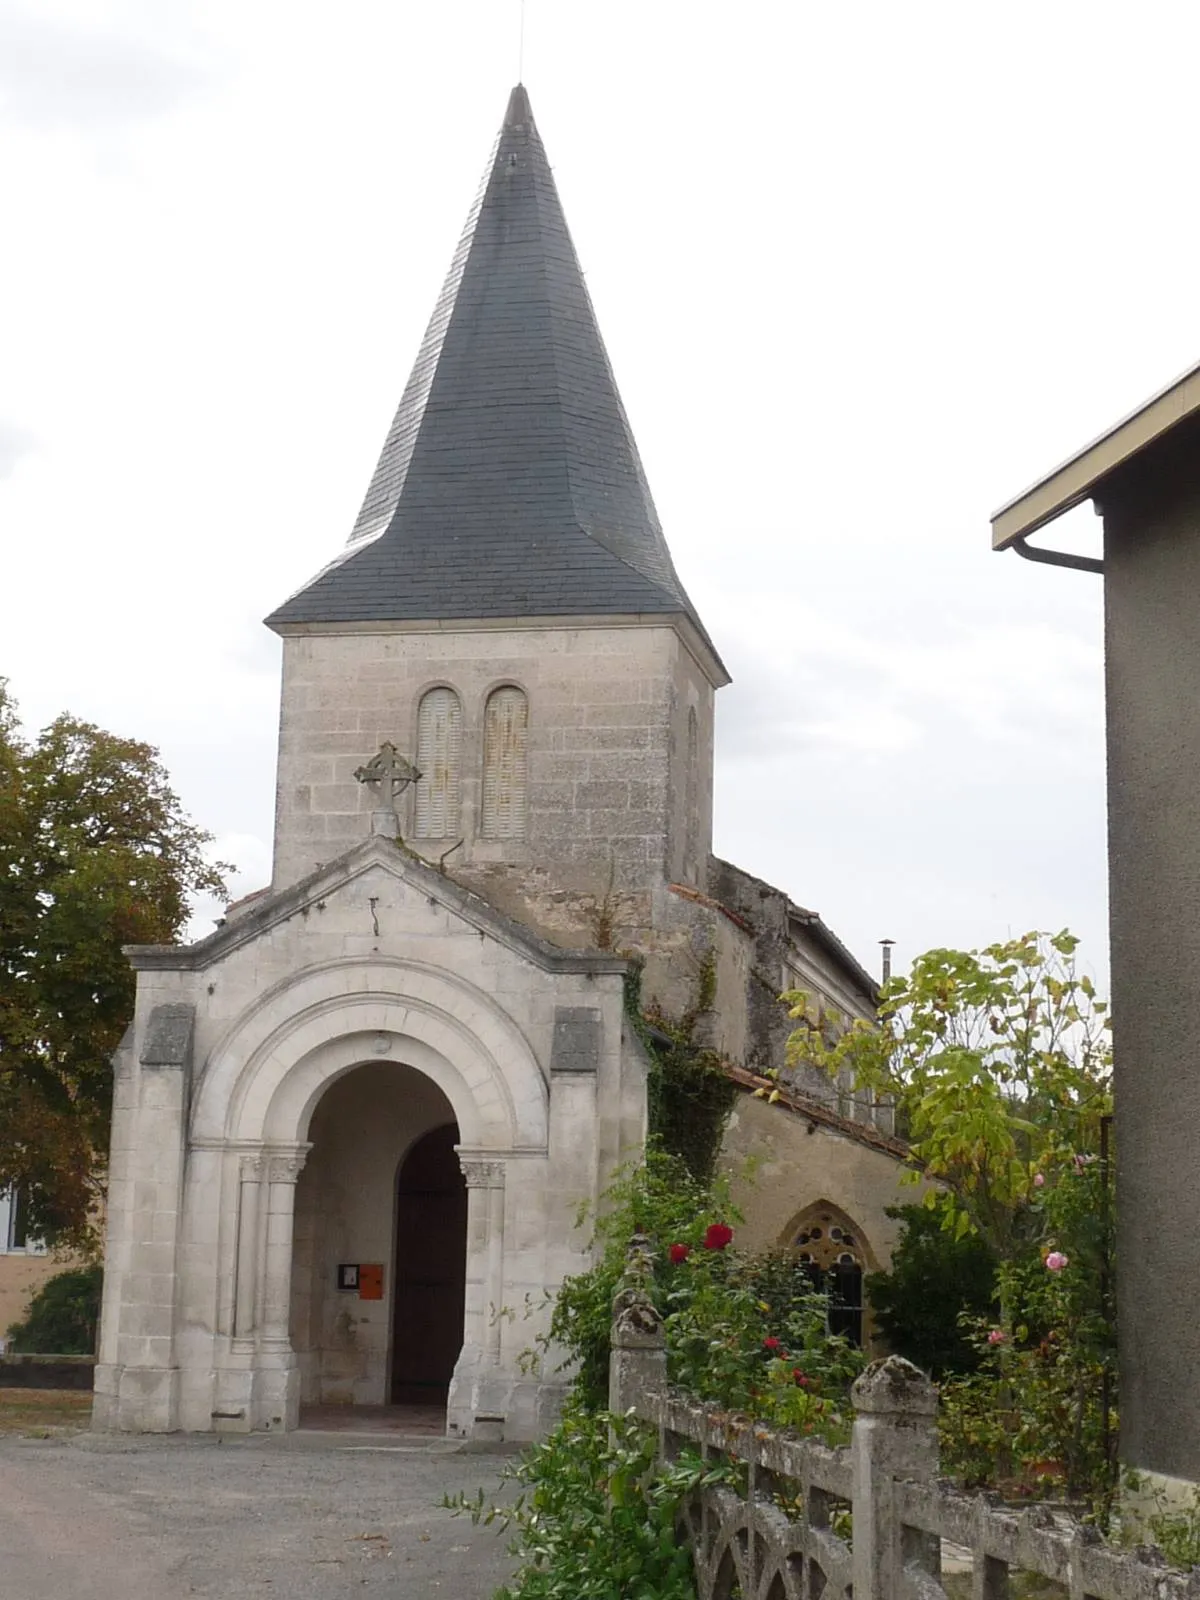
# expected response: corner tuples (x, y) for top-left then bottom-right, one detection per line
(265, 86), (727, 941)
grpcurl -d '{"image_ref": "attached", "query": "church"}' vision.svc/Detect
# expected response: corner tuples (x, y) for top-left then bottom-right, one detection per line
(93, 86), (913, 1440)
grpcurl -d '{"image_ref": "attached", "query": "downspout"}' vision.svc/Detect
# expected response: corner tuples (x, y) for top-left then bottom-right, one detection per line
(1011, 533), (1104, 575)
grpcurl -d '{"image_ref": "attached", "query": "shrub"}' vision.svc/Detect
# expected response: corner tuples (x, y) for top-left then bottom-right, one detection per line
(865, 1205), (998, 1377)
(453, 1152), (865, 1595)
(6, 1264), (103, 1354)
(449, 1401), (737, 1600)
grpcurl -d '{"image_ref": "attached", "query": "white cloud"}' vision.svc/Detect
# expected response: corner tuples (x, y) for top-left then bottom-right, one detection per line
(0, 421), (34, 478)
(0, 6), (211, 130)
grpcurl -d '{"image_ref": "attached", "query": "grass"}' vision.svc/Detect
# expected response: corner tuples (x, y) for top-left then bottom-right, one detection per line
(943, 1574), (1067, 1600)
(0, 1387), (92, 1437)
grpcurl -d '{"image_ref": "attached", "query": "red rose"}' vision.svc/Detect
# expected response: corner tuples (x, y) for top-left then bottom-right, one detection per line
(668, 1243), (691, 1264)
(793, 1369), (809, 1387)
(702, 1223), (734, 1251)
(763, 1336), (781, 1351)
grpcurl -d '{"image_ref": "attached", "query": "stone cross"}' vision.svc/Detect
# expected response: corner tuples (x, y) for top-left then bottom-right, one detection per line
(354, 742), (422, 838)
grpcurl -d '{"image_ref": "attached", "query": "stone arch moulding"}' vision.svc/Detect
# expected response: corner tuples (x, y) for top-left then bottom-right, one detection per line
(190, 958), (550, 1152)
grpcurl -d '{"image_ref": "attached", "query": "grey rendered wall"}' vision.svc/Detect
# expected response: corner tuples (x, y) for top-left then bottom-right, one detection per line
(1103, 439), (1200, 1481)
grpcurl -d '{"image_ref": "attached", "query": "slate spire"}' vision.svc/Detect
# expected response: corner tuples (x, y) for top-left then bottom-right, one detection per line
(267, 85), (715, 656)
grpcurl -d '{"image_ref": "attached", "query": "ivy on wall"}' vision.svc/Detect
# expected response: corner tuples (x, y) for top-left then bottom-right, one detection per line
(625, 956), (737, 1185)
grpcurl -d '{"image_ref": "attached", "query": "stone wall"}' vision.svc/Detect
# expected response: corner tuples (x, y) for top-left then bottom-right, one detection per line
(720, 1089), (923, 1270)
(271, 621), (716, 930)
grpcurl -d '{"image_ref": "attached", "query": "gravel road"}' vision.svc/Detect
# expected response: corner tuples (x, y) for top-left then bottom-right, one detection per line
(0, 1429), (516, 1599)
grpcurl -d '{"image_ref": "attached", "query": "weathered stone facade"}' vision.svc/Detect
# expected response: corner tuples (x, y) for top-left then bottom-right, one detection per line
(94, 839), (645, 1436)
(271, 620), (717, 925)
(95, 83), (909, 1440)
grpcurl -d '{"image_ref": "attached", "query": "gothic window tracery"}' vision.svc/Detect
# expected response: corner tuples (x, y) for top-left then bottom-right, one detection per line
(414, 687), (463, 838)
(791, 1202), (867, 1346)
(481, 686), (528, 840)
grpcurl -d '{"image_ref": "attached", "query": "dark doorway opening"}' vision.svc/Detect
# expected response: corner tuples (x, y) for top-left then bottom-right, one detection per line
(390, 1123), (467, 1405)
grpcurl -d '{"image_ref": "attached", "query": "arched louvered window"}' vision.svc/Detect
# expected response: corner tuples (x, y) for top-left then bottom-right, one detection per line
(481, 686), (528, 840)
(414, 687), (463, 838)
(684, 706), (700, 883)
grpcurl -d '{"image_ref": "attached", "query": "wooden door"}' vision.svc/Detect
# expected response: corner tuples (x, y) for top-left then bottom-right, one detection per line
(390, 1123), (467, 1405)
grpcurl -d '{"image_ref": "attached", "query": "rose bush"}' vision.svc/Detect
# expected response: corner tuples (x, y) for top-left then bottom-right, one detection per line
(452, 1150), (866, 1595)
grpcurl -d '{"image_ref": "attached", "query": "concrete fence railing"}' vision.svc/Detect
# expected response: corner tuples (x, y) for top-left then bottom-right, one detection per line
(608, 1237), (1193, 1600)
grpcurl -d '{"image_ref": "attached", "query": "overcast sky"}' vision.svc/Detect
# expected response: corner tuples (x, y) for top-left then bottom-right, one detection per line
(5, 0), (1196, 989)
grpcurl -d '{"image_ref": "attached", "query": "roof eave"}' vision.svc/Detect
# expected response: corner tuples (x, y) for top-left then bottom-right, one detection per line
(990, 356), (1200, 550)
(786, 901), (879, 1004)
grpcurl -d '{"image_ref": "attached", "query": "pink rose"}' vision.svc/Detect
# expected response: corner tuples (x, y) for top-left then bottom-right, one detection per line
(1033, 1173), (1045, 1188)
(987, 1329), (1006, 1345)
(1045, 1251), (1069, 1272)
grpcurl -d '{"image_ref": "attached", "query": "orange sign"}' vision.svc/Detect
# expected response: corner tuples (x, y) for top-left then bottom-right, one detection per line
(358, 1263), (384, 1301)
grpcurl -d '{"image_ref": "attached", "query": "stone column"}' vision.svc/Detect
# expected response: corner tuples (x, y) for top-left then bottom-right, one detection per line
(850, 1357), (939, 1600)
(260, 1150), (308, 1348)
(233, 1154), (265, 1341)
(447, 1157), (507, 1440)
(460, 1159), (507, 1366)
(250, 1145), (310, 1432)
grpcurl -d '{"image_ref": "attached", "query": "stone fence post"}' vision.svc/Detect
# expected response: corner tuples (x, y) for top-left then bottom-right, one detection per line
(851, 1356), (940, 1600)
(608, 1232), (666, 1415)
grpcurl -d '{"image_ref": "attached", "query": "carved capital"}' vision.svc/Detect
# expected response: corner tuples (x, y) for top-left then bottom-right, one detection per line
(267, 1152), (308, 1186)
(238, 1154), (266, 1183)
(459, 1157), (506, 1190)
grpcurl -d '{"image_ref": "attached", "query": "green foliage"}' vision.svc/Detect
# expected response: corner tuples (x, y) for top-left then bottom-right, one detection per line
(785, 930), (1117, 1513)
(469, 1153), (865, 1595)
(448, 1401), (737, 1600)
(644, 1036), (736, 1188)
(1147, 1508), (1200, 1573)
(548, 1150), (734, 1410)
(548, 1150), (864, 1439)
(785, 931), (1112, 1262)
(0, 682), (228, 1246)
(5, 1265), (103, 1354)
(663, 1247), (862, 1440)
(1127, 1483), (1200, 1570)
(865, 1204), (998, 1377)
(938, 1153), (1117, 1512)
(626, 955), (736, 1187)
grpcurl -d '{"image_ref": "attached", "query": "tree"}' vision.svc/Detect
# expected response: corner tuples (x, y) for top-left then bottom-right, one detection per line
(5, 1264), (103, 1353)
(784, 933), (1117, 1505)
(0, 682), (228, 1247)
(783, 932), (1112, 1263)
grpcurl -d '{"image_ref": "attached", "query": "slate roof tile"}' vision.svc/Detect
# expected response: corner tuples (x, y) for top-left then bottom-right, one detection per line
(266, 85), (718, 662)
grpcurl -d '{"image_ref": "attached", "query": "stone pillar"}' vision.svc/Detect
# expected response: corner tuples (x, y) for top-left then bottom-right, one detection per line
(448, 1156), (507, 1439)
(608, 1237), (666, 1416)
(460, 1159), (507, 1364)
(97, 1003), (195, 1433)
(850, 1357), (939, 1600)
(233, 1154), (265, 1341)
(250, 1145), (309, 1431)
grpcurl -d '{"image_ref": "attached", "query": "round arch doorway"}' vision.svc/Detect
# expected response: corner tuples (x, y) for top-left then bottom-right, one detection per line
(390, 1123), (468, 1405)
